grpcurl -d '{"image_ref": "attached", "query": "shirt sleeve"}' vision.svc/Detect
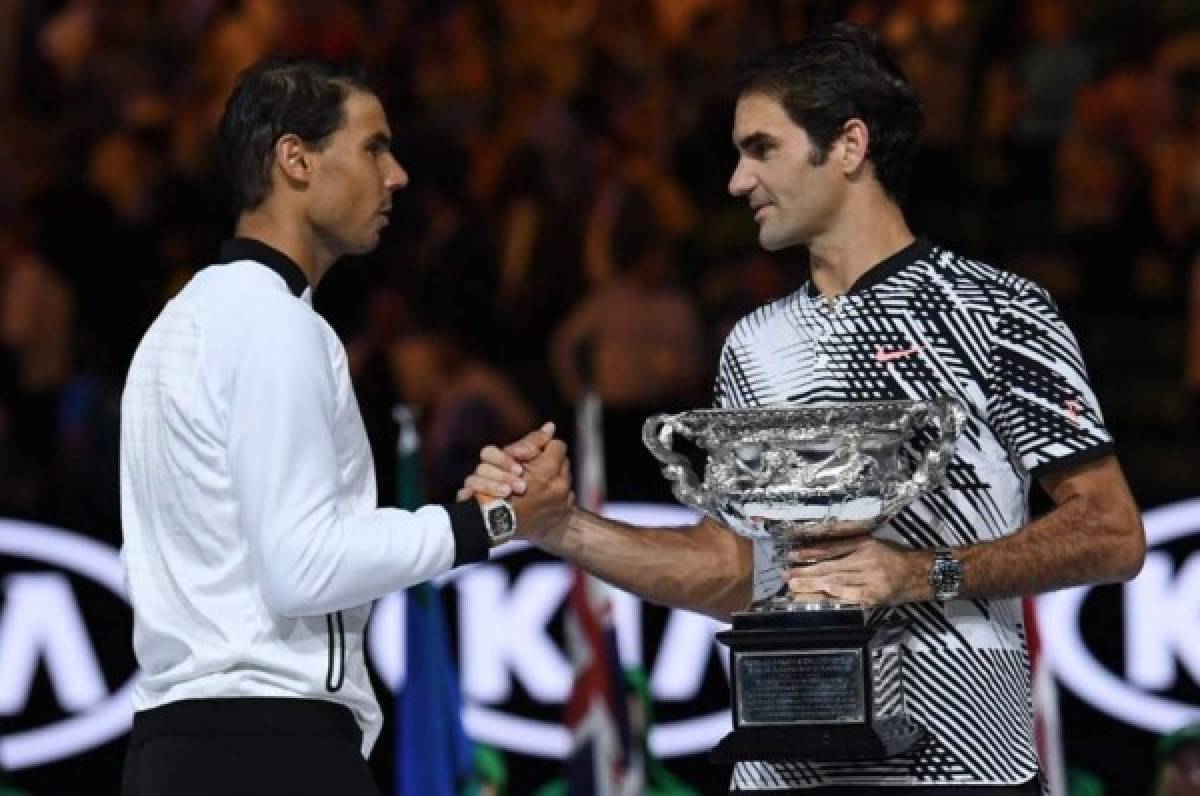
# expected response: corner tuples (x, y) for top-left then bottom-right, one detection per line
(986, 282), (1114, 478)
(226, 307), (487, 618)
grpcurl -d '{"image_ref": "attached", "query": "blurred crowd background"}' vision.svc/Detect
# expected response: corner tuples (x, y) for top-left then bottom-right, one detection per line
(3, 0), (1200, 611)
(5, 1), (1200, 794)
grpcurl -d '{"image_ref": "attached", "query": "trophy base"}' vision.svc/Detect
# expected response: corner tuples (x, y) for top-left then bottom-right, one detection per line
(710, 717), (927, 763)
(713, 609), (926, 764)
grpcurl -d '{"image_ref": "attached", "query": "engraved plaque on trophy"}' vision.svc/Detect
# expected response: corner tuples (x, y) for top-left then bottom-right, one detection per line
(643, 398), (966, 762)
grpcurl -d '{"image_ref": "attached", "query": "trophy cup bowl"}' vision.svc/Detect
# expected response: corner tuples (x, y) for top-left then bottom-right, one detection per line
(643, 397), (966, 763)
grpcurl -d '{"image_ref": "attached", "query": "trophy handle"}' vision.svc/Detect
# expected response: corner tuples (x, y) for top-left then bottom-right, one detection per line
(910, 395), (968, 486)
(880, 395), (968, 516)
(642, 413), (710, 511)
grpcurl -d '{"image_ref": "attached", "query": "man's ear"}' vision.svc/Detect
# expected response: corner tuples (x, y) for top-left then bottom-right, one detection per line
(838, 118), (870, 176)
(276, 134), (312, 184)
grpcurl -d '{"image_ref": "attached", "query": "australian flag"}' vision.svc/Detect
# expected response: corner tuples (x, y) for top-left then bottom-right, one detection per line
(561, 392), (644, 795)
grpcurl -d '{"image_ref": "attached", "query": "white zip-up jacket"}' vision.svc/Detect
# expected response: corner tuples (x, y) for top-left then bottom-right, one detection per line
(119, 238), (489, 755)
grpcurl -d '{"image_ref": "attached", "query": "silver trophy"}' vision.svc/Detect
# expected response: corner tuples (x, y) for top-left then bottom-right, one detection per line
(643, 397), (966, 763)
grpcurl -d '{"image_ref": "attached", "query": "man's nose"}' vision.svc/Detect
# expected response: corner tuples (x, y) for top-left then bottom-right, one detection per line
(387, 157), (409, 190)
(728, 160), (753, 196)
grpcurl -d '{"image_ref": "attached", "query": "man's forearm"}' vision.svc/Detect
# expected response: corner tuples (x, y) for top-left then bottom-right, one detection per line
(949, 457), (1145, 601)
(533, 509), (753, 621)
(955, 496), (1142, 600)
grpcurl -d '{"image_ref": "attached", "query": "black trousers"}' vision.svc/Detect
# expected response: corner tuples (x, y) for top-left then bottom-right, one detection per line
(734, 779), (1041, 795)
(121, 697), (380, 796)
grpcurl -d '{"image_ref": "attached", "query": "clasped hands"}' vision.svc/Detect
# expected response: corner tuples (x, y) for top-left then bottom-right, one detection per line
(457, 422), (575, 541)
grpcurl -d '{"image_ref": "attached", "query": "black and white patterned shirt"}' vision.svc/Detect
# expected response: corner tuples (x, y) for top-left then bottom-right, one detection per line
(716, 239), (1111, 789)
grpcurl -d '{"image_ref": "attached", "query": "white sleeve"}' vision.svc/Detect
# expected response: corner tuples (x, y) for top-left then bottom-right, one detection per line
(225, 309), (487, 617)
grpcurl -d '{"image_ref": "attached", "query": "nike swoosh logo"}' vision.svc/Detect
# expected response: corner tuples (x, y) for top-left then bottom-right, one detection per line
(874, 344), (923, 363)
(1064, 399), (1082, 426)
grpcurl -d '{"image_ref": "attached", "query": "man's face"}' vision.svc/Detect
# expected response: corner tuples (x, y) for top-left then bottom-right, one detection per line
(305, 91), (408, 256)
(728, 92), (845, 251)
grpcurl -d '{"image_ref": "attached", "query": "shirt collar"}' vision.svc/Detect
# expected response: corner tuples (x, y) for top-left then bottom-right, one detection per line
(217, 238), (310, 299)
(804, 236), (932, 298)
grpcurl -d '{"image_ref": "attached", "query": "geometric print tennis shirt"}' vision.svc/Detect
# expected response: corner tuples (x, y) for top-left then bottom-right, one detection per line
(716, 238), (1112, 789)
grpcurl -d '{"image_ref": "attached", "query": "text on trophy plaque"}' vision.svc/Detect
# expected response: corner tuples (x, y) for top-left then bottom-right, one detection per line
(736, 650), (865, 725)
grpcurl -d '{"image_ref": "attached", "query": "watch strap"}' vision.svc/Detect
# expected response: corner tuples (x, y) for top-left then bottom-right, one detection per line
(446, 500), (490, 567)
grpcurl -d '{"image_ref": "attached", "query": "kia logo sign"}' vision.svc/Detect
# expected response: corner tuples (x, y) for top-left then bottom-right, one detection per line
(0, 519), (135, 769)
(1039, 499), (1200, 733)
(1, 505), (731, 769)
(368, 502), (733, 759)
(13, 500), (1198, 768)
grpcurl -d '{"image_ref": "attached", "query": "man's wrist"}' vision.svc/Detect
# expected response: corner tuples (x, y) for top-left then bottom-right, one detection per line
(902, 549), (938, 603)
(532, 505), (584, 553)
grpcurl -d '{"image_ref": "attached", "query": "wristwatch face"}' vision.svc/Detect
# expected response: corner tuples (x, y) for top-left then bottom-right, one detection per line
(931, 555), (962, 599)
(487, 504), (515, 538)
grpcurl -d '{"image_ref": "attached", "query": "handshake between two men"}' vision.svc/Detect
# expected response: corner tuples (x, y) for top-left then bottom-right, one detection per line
(457, 422), (577, 549)
(455, 421), (754, 624)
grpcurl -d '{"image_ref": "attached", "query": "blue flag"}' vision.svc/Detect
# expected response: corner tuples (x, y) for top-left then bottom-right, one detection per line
(396, 582), (475, 796)
(393, 406), (474, 796)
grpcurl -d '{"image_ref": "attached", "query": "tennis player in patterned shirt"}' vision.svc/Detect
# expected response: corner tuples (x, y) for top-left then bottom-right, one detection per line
(465, 22), (1144, 796)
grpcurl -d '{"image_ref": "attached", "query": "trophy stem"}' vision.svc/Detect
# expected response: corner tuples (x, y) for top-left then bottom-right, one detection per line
(757, 536), (869, 614)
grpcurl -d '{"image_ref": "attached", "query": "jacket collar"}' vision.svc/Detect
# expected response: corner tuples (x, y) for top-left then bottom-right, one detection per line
(217, 238), (310, 298)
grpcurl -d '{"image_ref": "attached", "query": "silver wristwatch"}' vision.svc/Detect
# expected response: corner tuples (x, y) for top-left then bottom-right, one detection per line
(478, 497), (517, 547)
(928, 547), (964, 601)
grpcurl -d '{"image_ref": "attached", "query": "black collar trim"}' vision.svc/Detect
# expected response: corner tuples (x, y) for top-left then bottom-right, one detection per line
(805, 236), (932, 298)
(217, 238), (310, 298)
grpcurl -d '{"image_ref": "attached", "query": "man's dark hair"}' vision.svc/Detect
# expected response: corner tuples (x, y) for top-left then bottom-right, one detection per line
(217, 56), (373, 212)
(736, 23), (923, 200)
